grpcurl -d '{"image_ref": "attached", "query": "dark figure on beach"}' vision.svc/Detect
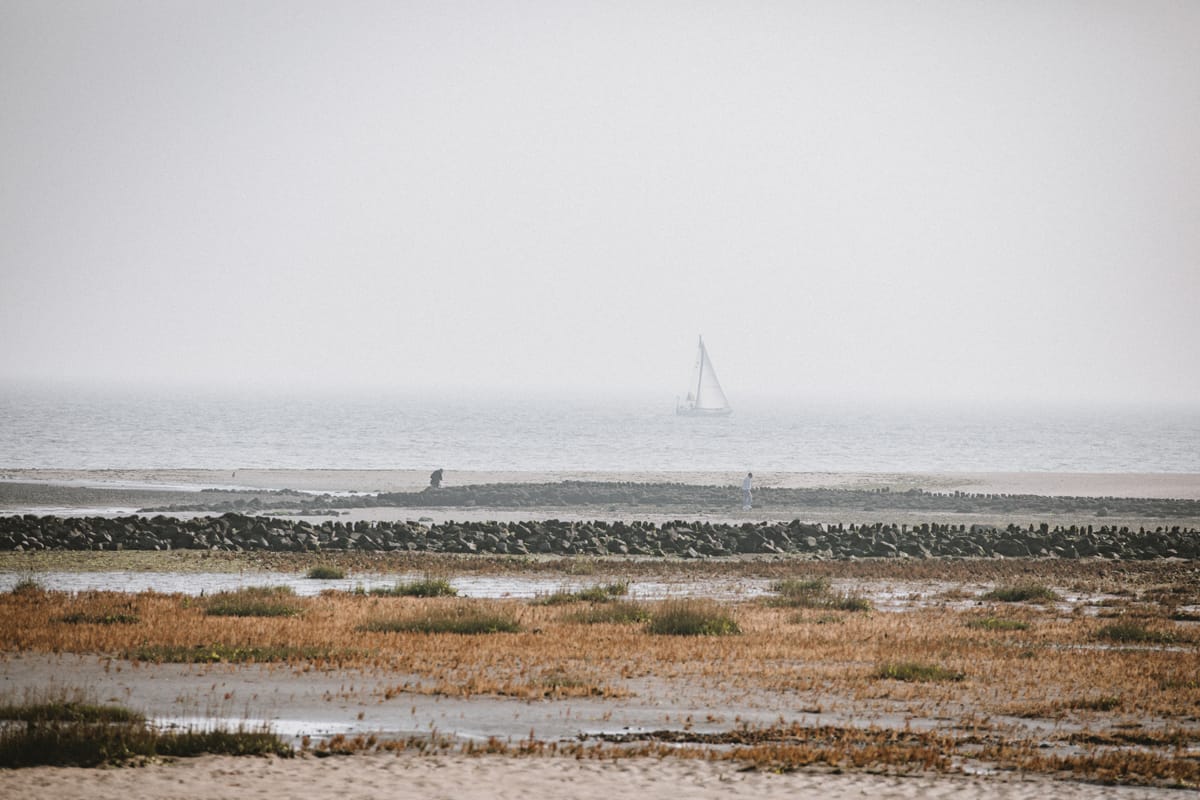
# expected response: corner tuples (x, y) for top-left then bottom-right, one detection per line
(429, 469), (443, 488)
(742, 472), (753, 510)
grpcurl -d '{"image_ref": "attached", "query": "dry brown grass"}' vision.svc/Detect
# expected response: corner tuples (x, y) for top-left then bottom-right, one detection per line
(2, 562), (1198, 786)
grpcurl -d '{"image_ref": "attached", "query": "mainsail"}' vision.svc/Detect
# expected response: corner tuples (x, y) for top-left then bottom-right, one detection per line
(677, 336), (732, 416)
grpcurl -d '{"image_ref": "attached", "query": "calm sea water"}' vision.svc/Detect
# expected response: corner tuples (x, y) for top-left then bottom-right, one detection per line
(1, 385), (1197, 473)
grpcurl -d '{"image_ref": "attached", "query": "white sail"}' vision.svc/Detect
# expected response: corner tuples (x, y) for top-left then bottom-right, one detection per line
(677, 336), (732, 416)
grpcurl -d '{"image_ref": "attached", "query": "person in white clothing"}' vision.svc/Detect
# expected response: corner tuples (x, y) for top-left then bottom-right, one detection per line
(742, 472), (753, 510)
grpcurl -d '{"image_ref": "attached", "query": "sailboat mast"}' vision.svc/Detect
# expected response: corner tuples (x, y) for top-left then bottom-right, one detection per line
(695, 336), (705, 404)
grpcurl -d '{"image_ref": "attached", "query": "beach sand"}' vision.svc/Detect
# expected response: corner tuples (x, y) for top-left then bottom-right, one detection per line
(0, 751), (1183, 800)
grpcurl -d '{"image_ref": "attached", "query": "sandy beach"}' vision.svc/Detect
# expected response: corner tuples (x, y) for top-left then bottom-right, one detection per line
(0, 751), (1186, 800)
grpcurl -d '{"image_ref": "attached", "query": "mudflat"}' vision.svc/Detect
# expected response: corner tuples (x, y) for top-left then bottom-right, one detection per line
(2, 469), (1198, 795)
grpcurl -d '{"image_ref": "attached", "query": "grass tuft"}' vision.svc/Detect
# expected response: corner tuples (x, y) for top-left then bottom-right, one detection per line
(1096, 622), (1178, 645)
(305, 565), (345, 580)
(1068, 695), (1121, 712)
(981, 583), (1060, 603)
(0, 721), (291, 767)
(370, 575), (457, 598)
(60, 611), (141, 625)
(359, 604), (521, 635)
(125, 644), (344, 664)
(647, 599), (740, 636)
(966, 616), (1031, 632)
(204, 586), (301, 617)
(535, 581), (630, 605)
(0, 700), (143, 724)
(771, 577), (830, 596)
(8, 578), (45, 596)
(874, 661), (965, 683)
(788, 612), (845, 625)
(564, 600), (651, 625)
(766, 577), (871, 612)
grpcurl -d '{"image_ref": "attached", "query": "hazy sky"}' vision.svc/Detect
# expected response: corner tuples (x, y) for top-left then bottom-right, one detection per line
(2, 1), (1197, 405)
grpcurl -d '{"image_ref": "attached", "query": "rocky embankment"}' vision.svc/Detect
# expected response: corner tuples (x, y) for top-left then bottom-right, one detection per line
(138, 481), (1200, 518)
(1, 514), (1196, 559)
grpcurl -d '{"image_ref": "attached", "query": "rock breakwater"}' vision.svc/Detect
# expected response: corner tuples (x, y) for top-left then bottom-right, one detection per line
(2, 514), (1196, 560)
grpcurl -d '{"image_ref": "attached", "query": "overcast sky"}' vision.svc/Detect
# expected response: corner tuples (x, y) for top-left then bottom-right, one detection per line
(2, 1), (1197, 406)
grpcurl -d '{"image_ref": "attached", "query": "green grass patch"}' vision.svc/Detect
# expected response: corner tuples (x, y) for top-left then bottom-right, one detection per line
(981, 583), (1061, 603)
(370, 576), (457, 598)
(305, 565), (345, 580)
(825, 593), (872, 612)
(204, 586), (301, 617)
(0, 700), (143, 724)
(125, 644), (344, 664)
(966, 616), (1031, 632)
(874, 661), (965, 683)
(359, 606), (521, 635)
(766, 577), (871, 612)
(647, 599), (740, 636)
(1096, 622), (1178, 644)
(0, 721), (291, 767)
(535, 581), (630, 605)
(772, 577), (830, 596)
(564, 601), (651, 625)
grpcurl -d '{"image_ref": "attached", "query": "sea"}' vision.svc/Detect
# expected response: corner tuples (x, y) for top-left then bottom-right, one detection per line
(1, 384), (1198, 474)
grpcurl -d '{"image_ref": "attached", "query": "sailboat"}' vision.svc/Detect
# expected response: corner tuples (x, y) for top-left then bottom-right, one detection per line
(676, 336), (733, 416)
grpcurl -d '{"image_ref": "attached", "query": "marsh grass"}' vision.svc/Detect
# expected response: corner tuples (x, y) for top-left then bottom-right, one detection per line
(59, 611), (140, 625)
(789, 612), (845, 625)
(1008, 695), (1123, 718)
(766, 577), (871, 612)
(966, 616), (1031, 631)
(1069, 695), (1121, 712)
(0, 720), (290, 767)
(2, 564), (1198, 786)
(459, 722), (959, 775)
(647, 599), (739, 636)
(981, 583), (1061, 603)
(359, 604), (521, 635)
(8, 577), (45, 596)
(0, 700), (143, 724)
(390, 668), (629, 700)
(1096, 621), (1179, 645)
(370, 575), (457, 597)
(126, 643), (346, 664)
(204, 586), (301, 617)
(874, 661), (965, 683)
(564, 600), (651, 625)
(535, 581), (630, 605)
(305, 565), (345, 580)
(771, 577), (829, 596)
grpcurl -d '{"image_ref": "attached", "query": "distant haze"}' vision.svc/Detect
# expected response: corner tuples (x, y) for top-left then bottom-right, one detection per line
(2, 1), (1198, 406)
